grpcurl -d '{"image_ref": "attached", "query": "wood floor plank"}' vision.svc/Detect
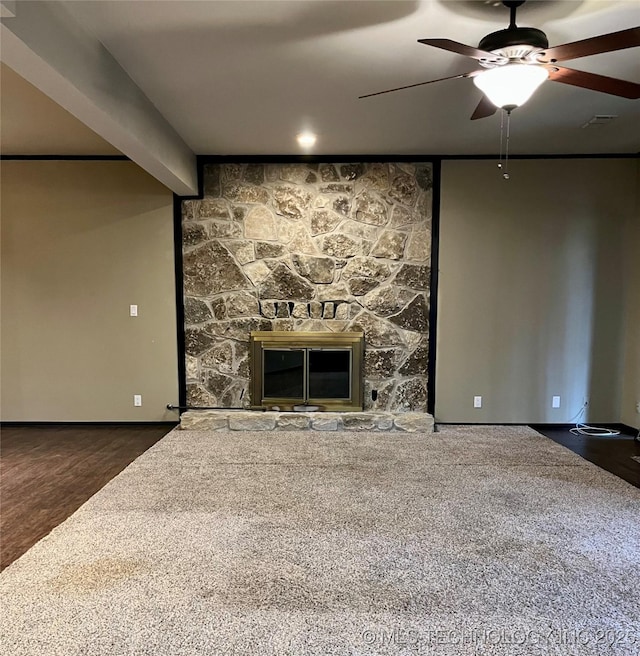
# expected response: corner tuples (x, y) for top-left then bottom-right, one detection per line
(531, 424), (640, 488)
(0, 423), (174, 570)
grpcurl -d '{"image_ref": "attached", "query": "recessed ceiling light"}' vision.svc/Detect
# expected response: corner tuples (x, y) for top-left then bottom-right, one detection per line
(296, 132), (317, 148)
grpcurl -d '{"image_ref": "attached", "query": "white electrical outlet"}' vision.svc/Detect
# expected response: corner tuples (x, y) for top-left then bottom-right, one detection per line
(473, 396), (482, 409)
(130, 304), (138, 317)
(133, 394), (142, 407)
(636, 401), (640, 414)
(552, 396), (561, 409)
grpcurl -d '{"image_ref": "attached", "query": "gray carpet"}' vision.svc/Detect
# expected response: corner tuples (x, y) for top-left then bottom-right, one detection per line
(1, 425), (639, 655)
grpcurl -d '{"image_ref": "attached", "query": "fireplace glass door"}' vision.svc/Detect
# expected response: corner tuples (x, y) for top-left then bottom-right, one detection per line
(250, 331), (364, 411)
(263, 349), (305, 399)
(308, 349), (351, 400)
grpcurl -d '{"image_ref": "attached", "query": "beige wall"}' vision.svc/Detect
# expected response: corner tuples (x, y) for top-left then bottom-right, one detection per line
(620, 160), (640, 429)
(437, 158), (637, 424)
(1, 160), (178, 421)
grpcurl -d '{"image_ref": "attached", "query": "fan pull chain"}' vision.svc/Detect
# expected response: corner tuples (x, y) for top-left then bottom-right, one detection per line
(498, 110), (505, 172)
(497, 109), (512, 180)
(504, 109), (511, 180)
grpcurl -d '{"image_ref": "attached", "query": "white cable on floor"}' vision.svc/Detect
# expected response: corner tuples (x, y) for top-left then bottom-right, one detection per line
(570, 423), (620, 437)
(567, 402), (620, 437)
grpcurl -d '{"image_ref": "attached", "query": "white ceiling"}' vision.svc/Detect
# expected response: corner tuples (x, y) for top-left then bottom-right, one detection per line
(2, 0), (639, 160)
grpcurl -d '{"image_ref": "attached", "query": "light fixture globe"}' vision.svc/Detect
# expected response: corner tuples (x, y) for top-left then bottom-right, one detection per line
(473, 64), (549, 110)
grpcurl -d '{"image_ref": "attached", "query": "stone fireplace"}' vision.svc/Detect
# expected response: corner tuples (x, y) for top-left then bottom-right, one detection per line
(180, 161), (433, 428)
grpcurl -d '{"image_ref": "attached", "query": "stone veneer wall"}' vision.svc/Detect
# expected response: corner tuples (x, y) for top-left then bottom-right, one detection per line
(181, 162), (432, 412)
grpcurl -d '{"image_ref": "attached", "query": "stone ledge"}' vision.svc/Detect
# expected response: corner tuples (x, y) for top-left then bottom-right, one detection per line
(180, 410), (434, 433)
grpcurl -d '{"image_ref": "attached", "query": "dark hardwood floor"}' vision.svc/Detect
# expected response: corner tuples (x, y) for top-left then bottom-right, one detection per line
(0, 423), (174, 571)
(531, 424), (640, 489)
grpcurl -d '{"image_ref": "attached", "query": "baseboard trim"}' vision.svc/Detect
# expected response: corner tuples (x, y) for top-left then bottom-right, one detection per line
(620, 423), (640, 434)
(437, 422), (528, 425)
(436, 421), (636, 434)
(0, 421), (179, 428)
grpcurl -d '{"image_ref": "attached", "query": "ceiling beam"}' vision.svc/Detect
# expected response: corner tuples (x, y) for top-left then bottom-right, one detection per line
(0, 1), (15, 18)
(0, 1), (197, 195)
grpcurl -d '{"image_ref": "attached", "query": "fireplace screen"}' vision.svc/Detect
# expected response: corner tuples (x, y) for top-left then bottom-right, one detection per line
(250, 332), (364, 411)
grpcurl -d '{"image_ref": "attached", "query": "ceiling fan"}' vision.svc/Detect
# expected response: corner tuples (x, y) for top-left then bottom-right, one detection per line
(360, 0), (640, 119)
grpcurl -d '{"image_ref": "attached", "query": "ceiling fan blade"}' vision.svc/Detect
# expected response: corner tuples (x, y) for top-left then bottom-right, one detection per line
(418, 38), (503, 63)
(470, 96), (498, 121)
(538, 26), (640, 63)
(548, 66), (640, 99)
(359, 71), (478, 99)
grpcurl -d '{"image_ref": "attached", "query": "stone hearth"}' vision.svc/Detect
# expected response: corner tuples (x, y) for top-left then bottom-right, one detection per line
(181, 161), (433, 421)
(180, 410), (433, 432)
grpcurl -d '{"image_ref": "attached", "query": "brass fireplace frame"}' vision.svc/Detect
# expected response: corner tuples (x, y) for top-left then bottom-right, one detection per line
(249, 331), (364, 411)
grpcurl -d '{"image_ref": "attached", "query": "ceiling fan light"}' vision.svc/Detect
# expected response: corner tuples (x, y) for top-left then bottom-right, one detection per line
(473, 64), (549, 109)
